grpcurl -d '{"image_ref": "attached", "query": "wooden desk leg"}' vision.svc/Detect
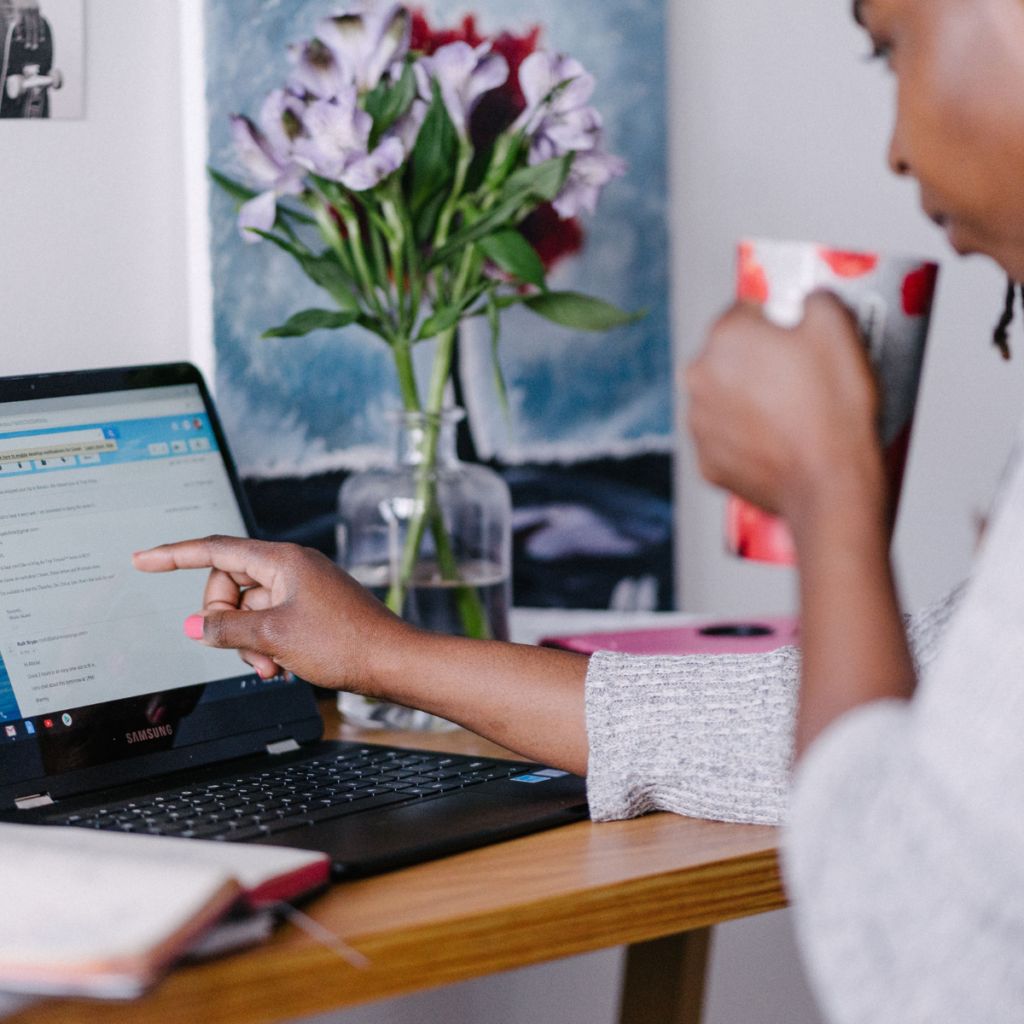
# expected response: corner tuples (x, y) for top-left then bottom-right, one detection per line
(617, 927), (712, 1024)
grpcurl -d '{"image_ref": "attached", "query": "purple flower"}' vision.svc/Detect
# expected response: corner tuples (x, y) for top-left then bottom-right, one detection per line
(287, 38), (346, 100)
(516, 51), (602, 160)
(291, 86), (404, 191)
(258, 89), (307, 159)
(229, 107), (304, 242)
(415, 41), (508, 139)
(552, 148), (626, 218)
(510, 50), (625, 218)
(314, 1), (411, 95)
(389, 97), (429, 157)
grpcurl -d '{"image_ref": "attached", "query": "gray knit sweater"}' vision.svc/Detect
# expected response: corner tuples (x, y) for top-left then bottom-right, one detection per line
(585, 581), (963, 826)
(584, 432), (1024, 1021)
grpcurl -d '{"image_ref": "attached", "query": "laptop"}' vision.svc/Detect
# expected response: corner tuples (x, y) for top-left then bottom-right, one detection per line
(0, 363), (588, 878)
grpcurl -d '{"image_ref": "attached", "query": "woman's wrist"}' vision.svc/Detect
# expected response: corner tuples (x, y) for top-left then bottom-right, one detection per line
(782, 446), (889, 558)
(352, 616), (431, 701)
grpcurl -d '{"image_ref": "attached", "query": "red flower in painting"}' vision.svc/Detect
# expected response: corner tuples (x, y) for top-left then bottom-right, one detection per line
(410, 8), (582, 272)
(519, 202), (584, 270)
(410, 11), (484, 53)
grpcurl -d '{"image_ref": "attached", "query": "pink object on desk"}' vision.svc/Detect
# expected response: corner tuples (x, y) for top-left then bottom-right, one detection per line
(540, 615), (800, 656)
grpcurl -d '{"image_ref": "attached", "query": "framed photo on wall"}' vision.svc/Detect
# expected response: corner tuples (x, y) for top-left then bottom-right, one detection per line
(0, 0), (84, 119)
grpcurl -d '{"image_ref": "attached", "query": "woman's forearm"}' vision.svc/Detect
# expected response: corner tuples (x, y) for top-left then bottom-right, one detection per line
(790, 472), (916, 758)
(369, 631), (591, 773)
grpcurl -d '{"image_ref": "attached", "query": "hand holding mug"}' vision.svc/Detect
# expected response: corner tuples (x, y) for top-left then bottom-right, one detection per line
(686, 292), (886, 533)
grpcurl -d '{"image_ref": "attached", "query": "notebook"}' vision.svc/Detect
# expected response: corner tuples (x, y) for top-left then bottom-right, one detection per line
(539, 616), (800, 656)
(0, 823), (328, 998)
(0, 364), (587, 878)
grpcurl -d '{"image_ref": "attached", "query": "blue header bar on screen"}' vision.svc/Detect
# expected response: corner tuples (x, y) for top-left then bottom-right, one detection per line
(0, 415), (219, 476)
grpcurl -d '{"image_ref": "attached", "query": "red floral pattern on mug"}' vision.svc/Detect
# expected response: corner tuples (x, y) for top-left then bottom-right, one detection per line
(818, 248), (879, 278)
(901, 263), (939, 316)
(737, 242), (769, 303)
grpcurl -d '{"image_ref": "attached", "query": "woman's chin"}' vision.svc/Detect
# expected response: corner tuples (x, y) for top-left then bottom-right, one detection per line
(943, 223), (977, 257)
(983, 245), (1024, 283)
(944, 225), (1024, 280)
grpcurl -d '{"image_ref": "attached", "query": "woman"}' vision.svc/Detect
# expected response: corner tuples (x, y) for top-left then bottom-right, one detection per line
(136, 0), (1024, 1017)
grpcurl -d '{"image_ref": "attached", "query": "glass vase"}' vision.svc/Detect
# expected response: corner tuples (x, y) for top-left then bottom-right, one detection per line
(336, 409), (511, 730)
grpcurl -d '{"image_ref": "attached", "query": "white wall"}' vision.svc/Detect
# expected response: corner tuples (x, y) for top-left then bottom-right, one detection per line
(669, 0), (1024, 618)
(0, 0), (190, 374)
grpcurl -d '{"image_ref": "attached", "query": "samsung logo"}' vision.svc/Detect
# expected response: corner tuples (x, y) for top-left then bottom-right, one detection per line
(125, 725), (174, 744)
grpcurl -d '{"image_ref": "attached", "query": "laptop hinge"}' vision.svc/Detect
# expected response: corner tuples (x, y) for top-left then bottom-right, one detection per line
(266, 738), (300, 755)
(15, 793), (54, 810)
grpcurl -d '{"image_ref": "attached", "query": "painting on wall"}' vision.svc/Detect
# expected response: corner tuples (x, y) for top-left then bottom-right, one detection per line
(0, 0), (84, 119)
(205, 0), (673, 609)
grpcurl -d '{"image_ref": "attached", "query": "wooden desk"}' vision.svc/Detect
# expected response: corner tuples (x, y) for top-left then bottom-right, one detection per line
(11, 699), (784, 1024)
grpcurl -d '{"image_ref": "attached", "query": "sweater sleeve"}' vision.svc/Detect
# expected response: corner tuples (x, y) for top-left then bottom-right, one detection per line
(584, 583), (965, 825)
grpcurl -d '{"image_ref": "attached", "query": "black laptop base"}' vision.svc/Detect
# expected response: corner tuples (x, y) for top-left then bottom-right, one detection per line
(6, 739), (589, 879)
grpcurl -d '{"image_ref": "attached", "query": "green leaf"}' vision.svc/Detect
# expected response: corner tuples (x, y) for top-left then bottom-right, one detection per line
(249, 229), (311, 259)
(311, 200), (356, 277)
(416, 303), (466, 341)
(298, 254), (362, 314)
(208, 170), (315, 227)
(356, 313), (387, 336)
(428, 155), (571, 268)
(406, 81), (458, 218)
(501, 156), (571, 204)
(485, 292), (512, 428)
(261, 308), (360, 338)
(523, 291), (648, 332)
(413, 190), (447, 246)
(276, 203), (316, 226)
(208, 168), (258, 205)
(477, 230), (546, 288)
(480, 130), (526, 193)
(364, 60), (418, 149)
(308, 173), (352, 213)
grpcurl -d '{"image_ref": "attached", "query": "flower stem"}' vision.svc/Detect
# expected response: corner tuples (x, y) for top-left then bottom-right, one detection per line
(434, 140), (473, 250)
(384, 319), (492, 639)
(375, 167), (491, 637)
(393, 340), (421, 412)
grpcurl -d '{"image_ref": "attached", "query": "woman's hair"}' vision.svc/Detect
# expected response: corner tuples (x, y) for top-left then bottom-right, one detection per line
(993, 278), (1018, 360)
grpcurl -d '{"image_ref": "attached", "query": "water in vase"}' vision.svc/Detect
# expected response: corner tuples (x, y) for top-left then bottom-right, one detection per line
(349, 560), (510, 641)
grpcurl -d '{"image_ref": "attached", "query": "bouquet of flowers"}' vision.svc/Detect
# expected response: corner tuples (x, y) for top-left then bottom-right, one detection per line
(214, 0), (641, 632)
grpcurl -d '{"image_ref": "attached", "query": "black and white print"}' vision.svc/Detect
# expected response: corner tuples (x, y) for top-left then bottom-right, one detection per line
(0, 0), (83, 119)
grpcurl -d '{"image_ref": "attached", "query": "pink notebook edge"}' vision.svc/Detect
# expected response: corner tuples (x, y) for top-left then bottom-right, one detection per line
(539, 615), (800, 656)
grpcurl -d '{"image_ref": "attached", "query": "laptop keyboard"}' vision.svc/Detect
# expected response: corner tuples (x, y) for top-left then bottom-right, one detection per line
(46, 746), (525, 842)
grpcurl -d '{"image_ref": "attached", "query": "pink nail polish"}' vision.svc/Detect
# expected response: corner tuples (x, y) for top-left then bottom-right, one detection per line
(183, 615), (204, 640)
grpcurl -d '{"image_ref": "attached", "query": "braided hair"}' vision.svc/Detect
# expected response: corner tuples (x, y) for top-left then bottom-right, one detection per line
(993, 277), (1019, 360)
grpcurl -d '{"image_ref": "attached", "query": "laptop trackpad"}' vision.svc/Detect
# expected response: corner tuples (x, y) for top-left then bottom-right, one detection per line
(256, 785), (589, 878)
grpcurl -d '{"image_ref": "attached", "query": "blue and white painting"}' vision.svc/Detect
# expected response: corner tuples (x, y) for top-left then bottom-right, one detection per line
(205, 0), (669, 477)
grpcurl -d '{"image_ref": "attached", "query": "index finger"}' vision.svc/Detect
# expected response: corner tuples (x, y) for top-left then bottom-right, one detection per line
(132, 535), (276, 589)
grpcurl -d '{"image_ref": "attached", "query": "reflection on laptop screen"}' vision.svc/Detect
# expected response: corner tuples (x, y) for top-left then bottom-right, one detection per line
(0, 382), (309, 787)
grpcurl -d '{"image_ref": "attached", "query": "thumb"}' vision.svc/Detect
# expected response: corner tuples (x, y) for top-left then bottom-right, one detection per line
(184, 607), (276, 657)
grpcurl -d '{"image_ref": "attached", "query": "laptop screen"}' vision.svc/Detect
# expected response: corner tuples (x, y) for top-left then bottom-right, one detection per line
(0, 371), (321, 803)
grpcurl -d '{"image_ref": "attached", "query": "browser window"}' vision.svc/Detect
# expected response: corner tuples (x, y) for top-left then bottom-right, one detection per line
(0, 385), (249, 724)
